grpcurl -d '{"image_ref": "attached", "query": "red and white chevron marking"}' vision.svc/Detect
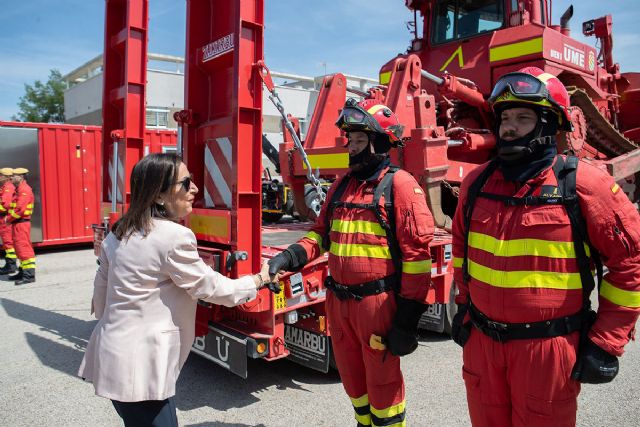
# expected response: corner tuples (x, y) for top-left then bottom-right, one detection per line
(204, 137), (233, 208)
(107, 153), (125, 203)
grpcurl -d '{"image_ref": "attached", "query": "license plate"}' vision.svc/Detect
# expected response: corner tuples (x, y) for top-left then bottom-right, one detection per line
(191, 325), (248, 378)
(284, 325), (330, 373)
(419, 303), (445, 333)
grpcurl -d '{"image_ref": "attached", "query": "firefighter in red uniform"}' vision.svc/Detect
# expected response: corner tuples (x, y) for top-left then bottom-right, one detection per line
(0, 168), (18, 275)
(269, 99), (434, 427)
(7, 167), (36, 285)
(451, 67), (640, 427)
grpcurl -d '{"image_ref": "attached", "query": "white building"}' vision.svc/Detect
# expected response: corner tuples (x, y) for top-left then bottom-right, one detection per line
(63, 53), (377, 147)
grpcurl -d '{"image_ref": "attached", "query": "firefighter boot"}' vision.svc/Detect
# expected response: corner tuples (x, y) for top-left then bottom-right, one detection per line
(8, 267), (23, 281)
(0, 258), (17, 275)
(15, 268), (35, 286)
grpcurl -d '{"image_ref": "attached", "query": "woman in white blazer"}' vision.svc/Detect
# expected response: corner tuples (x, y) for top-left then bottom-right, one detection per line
(78, 153), (272, 426)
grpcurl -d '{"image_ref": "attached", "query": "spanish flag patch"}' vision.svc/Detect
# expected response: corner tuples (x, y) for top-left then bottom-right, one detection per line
(611, 183), (620, 194)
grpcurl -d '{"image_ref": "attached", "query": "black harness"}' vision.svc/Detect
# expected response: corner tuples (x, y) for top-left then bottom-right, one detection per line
(322, 167), (402, 300)
(462, 155), (602, 342)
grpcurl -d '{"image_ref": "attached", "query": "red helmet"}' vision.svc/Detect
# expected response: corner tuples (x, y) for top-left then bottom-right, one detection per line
(489, 67), (573, 131)
(335, 98), (405, 147)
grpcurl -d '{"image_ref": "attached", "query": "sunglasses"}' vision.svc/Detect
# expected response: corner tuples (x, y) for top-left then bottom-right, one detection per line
(174, 175), (193, 192)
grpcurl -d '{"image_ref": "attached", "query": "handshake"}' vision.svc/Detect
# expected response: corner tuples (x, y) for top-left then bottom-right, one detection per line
(255, 261), (282, 294)
(256, 244), (308, 294)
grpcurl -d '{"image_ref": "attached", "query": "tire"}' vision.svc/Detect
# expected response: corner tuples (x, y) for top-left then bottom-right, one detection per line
(262, 212), (284, 223)
(443, 281), (459, 335)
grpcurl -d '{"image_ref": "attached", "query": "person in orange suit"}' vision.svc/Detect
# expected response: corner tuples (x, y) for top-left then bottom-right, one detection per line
(451, 67), (640, 426)
(0, 168), (17, 275)
(269, 99), (434, 427)
(7, 167), (36, 285)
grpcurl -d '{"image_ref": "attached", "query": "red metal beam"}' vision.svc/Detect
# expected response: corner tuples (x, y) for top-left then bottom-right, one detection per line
(102, 0), (149, 221)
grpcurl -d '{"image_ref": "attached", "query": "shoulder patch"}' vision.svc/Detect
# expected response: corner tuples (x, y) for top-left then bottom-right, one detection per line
(413, 187), (423, 194)
(611, 183), (620, 194)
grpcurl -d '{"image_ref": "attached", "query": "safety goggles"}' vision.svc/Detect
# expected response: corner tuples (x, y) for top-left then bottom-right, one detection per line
(489, 72), (550, 103)
(174, 175), (193, 192)
(335, 99), (383, 134)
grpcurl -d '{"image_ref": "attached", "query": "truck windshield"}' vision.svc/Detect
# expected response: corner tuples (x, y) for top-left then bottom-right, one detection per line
(431, 0), (504, 44)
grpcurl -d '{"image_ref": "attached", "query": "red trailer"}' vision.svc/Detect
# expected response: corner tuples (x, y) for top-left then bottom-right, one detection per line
(0, 121), (175, 247)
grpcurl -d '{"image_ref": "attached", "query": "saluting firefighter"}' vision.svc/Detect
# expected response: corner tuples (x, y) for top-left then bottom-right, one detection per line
(0, 168), (18, 275)
(451, 67), (640, 426)
(269, 99), (434, 427)
(7, 168), (36, 285)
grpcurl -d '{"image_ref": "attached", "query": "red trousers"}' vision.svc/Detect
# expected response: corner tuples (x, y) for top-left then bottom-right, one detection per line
(12, 221), (34, 262)
(0, 219), (13, 250)
(462, 328), (581, 427)
(327, 290), (405, 427)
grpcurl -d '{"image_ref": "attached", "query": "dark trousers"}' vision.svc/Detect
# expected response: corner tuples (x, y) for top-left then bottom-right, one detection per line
(111, 396), (178, 427)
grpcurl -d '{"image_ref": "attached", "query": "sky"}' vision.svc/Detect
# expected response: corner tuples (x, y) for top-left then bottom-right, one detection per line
(0, 0), (639, 121)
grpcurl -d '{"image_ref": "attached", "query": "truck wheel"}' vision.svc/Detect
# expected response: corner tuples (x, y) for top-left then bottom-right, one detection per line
(443, 281), (458, 335)
(262, 212), (284, 223)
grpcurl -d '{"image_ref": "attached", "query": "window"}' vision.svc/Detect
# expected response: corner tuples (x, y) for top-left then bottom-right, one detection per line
(432, 0), (504, 44)
(146, 108), (169, 128)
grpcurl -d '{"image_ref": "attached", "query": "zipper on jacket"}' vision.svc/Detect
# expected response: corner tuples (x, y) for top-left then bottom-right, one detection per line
(613, 224), (631, 255)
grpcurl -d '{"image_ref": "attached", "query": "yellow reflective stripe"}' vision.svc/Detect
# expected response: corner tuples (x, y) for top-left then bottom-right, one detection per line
(24, 211), (32, 216)
(490, 37), (543, 62)
(379, 71), (391, 85)
(5, 249), (17, 259)
(10, 202), (16, 207)
(304, 231), (323, 248)
(21, 258), (36, 268)
(402, 259), (432, 274)
(0, 205), (6, 212)
(350, 393), (369, 408)
(452, 256), (463, 268)
(330, 242), (391, 259)
(331, 219), (387, 237)
(468, 231), (590, 258)
(600, 280), (640, 308)
(366, 104), (386, 115)
(355, 412), (371, 426)
(350, 394), (371, 425)
(467, 259), (582, 289)
(371, 400), (406, 420)
(537, 73), (557, 83)
(302, 153), (349, 170)
(9, 211), (20, 219)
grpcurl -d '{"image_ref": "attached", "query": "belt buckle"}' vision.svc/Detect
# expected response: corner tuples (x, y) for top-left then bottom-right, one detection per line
(485, 320), (508, 342)
(487, 320), (508, 331)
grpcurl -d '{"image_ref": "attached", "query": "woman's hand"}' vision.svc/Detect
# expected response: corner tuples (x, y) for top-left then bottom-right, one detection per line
(253, 260), (282, 294)
(254, 260), (276, 290)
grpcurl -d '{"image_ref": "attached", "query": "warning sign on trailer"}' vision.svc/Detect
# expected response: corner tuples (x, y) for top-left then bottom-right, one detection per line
(284, 325), (330, 373)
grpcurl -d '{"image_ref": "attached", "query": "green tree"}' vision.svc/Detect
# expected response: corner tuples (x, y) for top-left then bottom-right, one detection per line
(13, 69), (66, 123)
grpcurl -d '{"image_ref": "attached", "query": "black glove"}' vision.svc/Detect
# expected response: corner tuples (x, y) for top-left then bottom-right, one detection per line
(268, 250), (293, 277)
(268, 244), (308, 277)
(451, 303), (472, 347)
(386, 296), (428, 356)
(264, 281), (281, 294)
(571, 338), (619, 384)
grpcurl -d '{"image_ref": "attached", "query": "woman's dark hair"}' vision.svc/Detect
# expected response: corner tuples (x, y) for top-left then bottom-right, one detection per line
(112, 153), (182, 240)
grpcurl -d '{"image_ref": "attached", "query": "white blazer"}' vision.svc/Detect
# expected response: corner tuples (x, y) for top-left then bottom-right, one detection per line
(78, 218), (257, 402)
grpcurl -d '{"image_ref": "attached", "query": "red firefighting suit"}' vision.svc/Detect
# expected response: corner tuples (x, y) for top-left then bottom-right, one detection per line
(0, 181), (16, 261)
(452, 156), (640, 427)
(8, 180), (35, 272)
(296, 166), (434, 427)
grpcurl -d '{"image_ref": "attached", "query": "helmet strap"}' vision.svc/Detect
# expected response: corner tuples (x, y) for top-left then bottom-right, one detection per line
(372, 132), (392, 154)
